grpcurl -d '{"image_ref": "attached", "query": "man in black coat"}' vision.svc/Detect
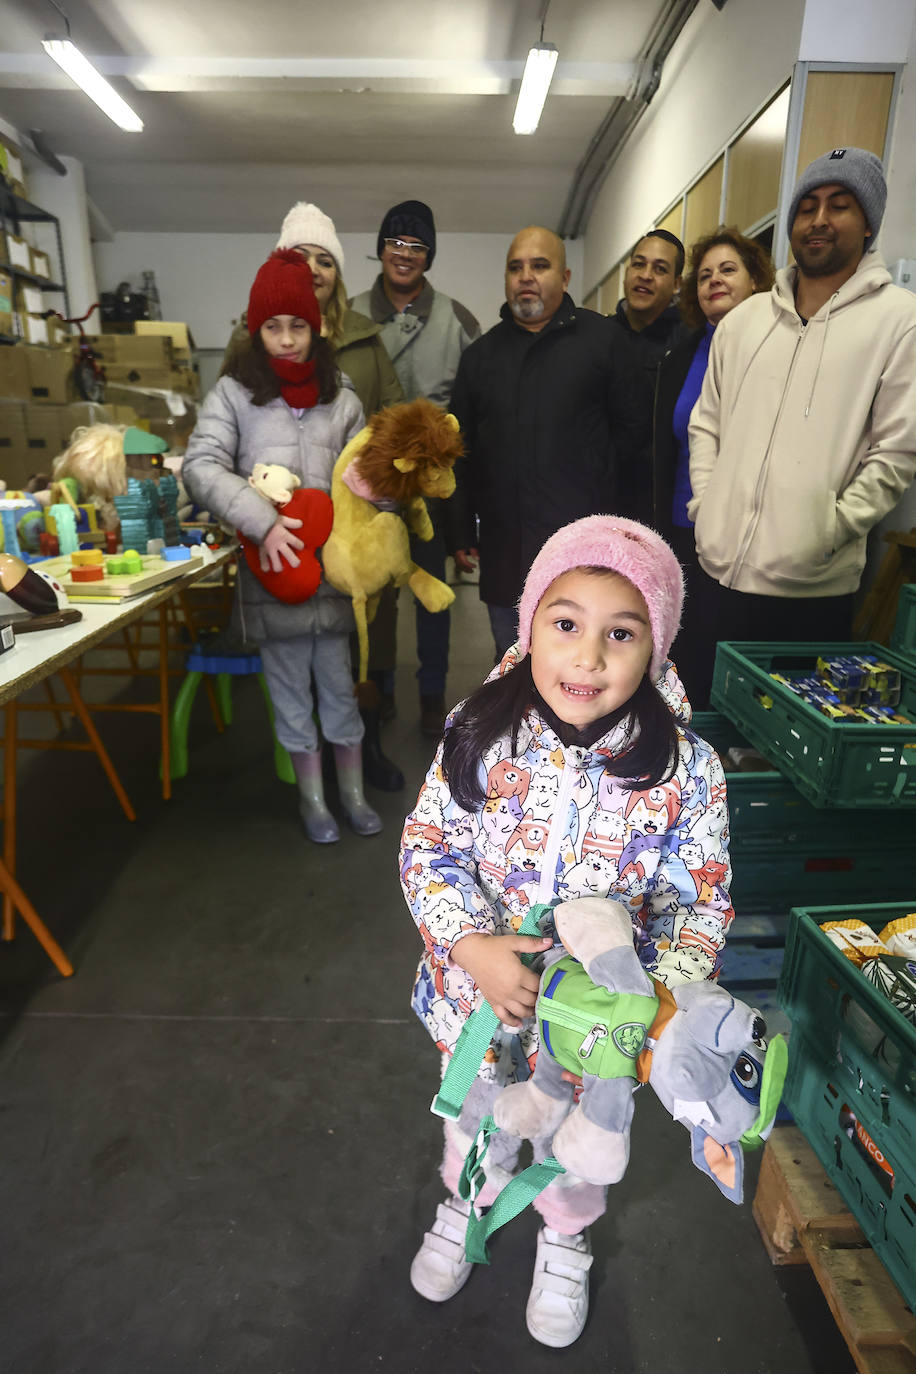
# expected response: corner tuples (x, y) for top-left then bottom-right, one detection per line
(449, 225), (638, 658)
(608, 230), (688, 522)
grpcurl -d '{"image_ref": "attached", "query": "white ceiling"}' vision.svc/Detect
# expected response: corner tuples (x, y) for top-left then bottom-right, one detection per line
(0, 0), (669, 236)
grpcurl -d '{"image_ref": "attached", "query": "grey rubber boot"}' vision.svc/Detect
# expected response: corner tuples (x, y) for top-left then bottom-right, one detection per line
(290, 750), (340, 844)
(333, 743), (383, 836)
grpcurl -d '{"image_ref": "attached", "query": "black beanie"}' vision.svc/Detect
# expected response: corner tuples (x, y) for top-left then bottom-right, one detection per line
(377, 200), (436, 267)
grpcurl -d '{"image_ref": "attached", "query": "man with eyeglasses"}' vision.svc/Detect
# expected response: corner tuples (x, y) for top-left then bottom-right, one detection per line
(352, 200), (481, 737)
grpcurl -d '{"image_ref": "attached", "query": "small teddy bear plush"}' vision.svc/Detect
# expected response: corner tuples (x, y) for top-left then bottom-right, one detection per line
(493, 897), (786, 1202)
(238, 462), (333, 604)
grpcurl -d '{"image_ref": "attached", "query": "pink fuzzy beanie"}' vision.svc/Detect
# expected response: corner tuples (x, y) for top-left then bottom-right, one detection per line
(516, 516), (684, 682)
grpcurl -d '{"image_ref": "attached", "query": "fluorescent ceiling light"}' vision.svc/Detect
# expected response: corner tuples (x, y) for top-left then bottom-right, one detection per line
(42, 38), (144, 132)
(513, 42), (558, 135)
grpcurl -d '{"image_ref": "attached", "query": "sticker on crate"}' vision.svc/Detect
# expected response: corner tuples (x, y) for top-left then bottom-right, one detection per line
(838, 1102), (896, 1196)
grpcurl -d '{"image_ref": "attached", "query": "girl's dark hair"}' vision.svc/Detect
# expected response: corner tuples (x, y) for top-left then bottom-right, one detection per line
(220, 331), (340, 407)
(442, 655), (679, 812)
(679, 225), (776, 331)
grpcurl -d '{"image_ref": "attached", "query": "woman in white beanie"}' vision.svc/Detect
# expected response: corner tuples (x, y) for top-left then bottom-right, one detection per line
(223, 202), (405, 791)
(226, 202), (403, 418)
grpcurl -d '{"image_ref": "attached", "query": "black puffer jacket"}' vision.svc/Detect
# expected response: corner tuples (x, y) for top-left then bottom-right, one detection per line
(448, 295), (639, 607)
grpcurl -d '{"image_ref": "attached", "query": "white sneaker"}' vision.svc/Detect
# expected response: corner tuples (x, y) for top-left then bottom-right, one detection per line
(526, 1226), (593, 1348)
(410, 1196), (474, 1302)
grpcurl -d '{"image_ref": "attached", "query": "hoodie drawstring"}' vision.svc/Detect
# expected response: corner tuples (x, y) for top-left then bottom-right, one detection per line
(804, 292), (835, 418)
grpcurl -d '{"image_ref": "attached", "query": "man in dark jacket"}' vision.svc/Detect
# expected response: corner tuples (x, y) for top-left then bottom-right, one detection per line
(449, 225), (637, 658)
(609, 230), (688, 522)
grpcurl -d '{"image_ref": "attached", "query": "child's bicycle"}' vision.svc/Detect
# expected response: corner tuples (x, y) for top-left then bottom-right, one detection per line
(42, 303), (107, 402)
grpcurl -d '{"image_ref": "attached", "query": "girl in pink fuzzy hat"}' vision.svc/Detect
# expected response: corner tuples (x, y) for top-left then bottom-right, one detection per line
(400, 515), (734, 1348)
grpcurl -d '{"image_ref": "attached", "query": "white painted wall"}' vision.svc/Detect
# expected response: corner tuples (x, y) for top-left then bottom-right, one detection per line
(879, 4), (916, 271)
(582, 0), (805, 295)
(799, 0), (915, 62)
(92, 231), (585, 351)
(28, 158), (100, 328)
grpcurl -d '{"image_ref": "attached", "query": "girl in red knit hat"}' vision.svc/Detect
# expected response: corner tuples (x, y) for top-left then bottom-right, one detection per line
(183, 249), (381, 842)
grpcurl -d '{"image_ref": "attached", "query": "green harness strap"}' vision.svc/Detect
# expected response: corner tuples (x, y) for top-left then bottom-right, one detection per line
(457, 1115), (566, 1264)
(427, 901), (563, 1264)
(430, 902), (555, 1121)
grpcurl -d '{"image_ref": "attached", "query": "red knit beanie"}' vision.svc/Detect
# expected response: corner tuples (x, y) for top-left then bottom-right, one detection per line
(247, 249), (321, 336)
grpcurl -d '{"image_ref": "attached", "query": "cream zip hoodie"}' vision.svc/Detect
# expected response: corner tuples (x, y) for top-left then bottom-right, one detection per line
(687, 252), (916, 597)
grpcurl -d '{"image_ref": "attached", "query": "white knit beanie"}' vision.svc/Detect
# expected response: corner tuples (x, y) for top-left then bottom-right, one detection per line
(275, 202), (345, 275)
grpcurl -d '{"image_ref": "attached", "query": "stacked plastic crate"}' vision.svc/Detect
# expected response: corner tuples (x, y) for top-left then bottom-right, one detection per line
(709, 583), (916, 1311)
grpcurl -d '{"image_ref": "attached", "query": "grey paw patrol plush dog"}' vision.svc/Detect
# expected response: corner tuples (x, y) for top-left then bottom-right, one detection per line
(493, 897), (787, 1201)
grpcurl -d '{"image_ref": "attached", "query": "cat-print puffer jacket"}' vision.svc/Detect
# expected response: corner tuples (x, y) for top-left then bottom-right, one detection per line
(399, 647), (733, 1080)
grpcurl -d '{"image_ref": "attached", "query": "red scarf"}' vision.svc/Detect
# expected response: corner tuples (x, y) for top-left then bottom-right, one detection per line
(269, 355), (320, 409)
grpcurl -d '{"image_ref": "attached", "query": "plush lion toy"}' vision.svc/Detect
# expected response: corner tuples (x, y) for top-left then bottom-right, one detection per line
(322, 399), (464, 682)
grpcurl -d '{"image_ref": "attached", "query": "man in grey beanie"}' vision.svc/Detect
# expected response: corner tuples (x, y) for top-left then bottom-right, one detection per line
(685, 146), (916, 658)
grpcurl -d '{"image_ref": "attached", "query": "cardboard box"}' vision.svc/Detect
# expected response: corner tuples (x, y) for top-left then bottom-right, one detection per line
(85, 334), (172, 367)
(0, 399), (27, 446)
(5, 234), (31, 272)
(20, 314), (49, 347)
(62, 401), (113, 442)
(104, 362), (174, 388)
(108, 403), (139, 426)
(25, 403), (66, 461)
(0, 269), (12, 337)
(29, 247), (52, 280)
(103, 383), (173, 420)
(0, 344), (30, 399)
(0, 401), (32, 489)
(15, 282), (44, 316)
(135, 320), (195, 355)
(25, 346), (76, 405)
(0, 138), (27, 199)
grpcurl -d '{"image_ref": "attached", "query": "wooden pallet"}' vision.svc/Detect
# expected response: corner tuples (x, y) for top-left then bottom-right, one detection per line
(754, 1126), (916, 1374)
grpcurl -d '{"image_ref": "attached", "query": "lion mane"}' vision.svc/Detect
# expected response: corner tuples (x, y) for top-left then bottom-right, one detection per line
(353, 398), (465, 501)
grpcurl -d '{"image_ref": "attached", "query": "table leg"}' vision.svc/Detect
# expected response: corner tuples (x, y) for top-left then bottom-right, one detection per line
(0, 856), (73, 977)
(3, 700), (17, 941)
(43, 680), (67, 733)
(57, 667), (137, 823)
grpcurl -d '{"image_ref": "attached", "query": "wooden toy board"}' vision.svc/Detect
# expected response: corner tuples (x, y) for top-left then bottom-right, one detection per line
(36, 552), (203, 601)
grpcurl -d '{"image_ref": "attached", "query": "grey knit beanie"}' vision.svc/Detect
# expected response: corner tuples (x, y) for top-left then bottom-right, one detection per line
(787, 148), (887, 242)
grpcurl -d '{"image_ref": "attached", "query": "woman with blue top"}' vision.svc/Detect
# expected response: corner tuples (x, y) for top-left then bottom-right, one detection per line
(653, 227), (774, 707)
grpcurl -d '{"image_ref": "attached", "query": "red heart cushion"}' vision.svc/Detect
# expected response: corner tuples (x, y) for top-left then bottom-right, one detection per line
(238, 488), (334, 604)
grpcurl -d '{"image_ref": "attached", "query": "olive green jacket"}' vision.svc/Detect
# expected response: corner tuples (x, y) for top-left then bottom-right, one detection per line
(223, 307), (403, 418)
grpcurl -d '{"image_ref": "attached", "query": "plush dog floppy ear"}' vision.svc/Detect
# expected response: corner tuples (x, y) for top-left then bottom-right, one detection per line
(685, 1031), (788, 1203)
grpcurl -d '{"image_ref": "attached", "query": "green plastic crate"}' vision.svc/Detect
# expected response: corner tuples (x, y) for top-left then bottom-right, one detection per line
(890, 583), (916, 659)
(710, 641), (916, 807)
(777, 905), (916, 1309)
(781, 1027), (916, 1310)
(688, 713), (915, 907)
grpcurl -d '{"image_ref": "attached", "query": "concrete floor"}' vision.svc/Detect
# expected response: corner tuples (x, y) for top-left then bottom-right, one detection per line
(0, 583), (855, 1373)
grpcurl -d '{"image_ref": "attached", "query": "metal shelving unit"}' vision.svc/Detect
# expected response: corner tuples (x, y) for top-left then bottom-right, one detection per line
(0, 186), (69, 345)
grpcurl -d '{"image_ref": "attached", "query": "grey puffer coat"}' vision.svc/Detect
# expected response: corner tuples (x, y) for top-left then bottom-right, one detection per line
(182, 375), (364, 642)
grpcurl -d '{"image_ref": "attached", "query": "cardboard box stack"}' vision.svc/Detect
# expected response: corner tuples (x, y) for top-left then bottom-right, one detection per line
(88, 323), (200, 401)
(0, 341), (122, 488)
